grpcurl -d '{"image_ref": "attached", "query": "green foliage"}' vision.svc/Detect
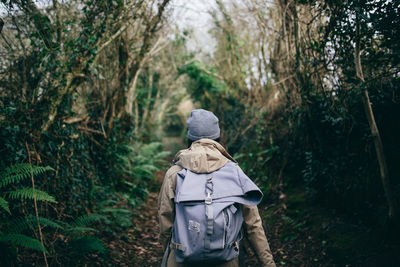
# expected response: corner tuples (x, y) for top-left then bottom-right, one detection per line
(101, 206), (133, 229)
(68, 236), (106, 255)
(113, 142), (170, 205)
(0, 197), (10, 214)
(284, 83), (400, 216)
(8, 216), (63, 234)
(0, 164), (54, 188)
(132, 142), (170, 178)
(0, 163), (57, 257)
(0, 163), (56, 212)
(179, 61), (229, 109)
(72, 213), (105, 228)
(6, 188), (57, 203)
(64, 213), (105, 234)
(0, 234), (48, 254)
(0, 164), (107, 262)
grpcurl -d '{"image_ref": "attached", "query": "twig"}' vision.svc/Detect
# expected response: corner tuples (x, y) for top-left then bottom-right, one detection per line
(25, 142), (49, 267)
(100, 121), (107, 138)
(77, 126), (105, 136)
(272, 74), (296, 86)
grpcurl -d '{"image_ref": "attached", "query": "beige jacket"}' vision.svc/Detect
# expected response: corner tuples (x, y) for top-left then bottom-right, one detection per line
(158, 139), (276, 267)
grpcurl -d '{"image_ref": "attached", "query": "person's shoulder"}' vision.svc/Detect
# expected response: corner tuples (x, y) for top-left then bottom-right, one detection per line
(165, 164), (183, 179)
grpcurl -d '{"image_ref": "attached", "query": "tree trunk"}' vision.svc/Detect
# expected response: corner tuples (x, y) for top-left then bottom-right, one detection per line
(360, 89), (397, 221)
(355, 16), (398, 223)
(140, 72), (153, 131)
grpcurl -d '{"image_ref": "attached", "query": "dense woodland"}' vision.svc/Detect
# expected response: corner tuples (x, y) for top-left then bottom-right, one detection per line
(0, 0), (399, 266)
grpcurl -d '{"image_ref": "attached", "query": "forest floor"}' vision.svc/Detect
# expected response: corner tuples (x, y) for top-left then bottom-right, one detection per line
(100, 171), (166, 267)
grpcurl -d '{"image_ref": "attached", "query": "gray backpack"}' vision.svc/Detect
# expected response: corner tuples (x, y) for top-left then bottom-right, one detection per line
(171, 162), (263, 264)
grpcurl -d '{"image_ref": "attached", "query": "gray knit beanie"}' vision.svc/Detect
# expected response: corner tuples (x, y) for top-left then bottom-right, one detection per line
(187, 109), (220, 141)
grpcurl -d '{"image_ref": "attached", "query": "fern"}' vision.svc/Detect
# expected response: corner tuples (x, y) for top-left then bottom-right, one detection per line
(65, 226), (97, 233)
(0, 164), (60, 258)
(154, 151), (172, 163)
(116, 142), (170, 179)
(63, 214), (104, 234)
(102, 207), (132, 214)
(8, 216), (63, 234)
(0, 164), (33, 179)
(6, 188), (57, 203)
(0, 164), (54, 188)
(98, 199), (117, 206)
(138, 142), (163, 158)
(72, 213), (104, 227)
(136, 164), (158, 172)
(133, 165), (157, 178)
(69, 236), (105, 254)
(33, 216), (63, 230)
(0, 196), (10, 214)
(0, 234), (48, 253)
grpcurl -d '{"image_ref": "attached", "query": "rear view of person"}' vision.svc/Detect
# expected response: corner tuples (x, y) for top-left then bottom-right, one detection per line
(158, 109), (276, 267)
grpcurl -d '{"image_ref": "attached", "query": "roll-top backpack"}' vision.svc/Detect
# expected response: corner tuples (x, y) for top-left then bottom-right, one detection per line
(171, 162), (263, 264)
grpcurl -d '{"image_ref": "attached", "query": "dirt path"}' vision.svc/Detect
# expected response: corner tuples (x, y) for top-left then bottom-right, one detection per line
(130, 191), (164, 266)
(104, 189), (164, 267)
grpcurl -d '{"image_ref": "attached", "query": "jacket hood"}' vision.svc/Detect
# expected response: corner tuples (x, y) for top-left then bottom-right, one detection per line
(173, 139), (236, 174)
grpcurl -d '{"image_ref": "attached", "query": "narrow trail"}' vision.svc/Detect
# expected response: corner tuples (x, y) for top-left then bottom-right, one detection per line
(105, 181), (165, 266)
(130, 190), (164, 266)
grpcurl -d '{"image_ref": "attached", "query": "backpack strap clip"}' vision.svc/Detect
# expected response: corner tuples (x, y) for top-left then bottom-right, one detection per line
(205, 192), (212, 204)
(205, 176), (213, 205)
(205, 176), (214, 249)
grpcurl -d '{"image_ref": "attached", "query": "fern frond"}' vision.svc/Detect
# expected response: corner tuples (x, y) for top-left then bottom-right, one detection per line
(134, 143), (169, 166)
(8, 216), (63, 234)
(133, 165), (158, 178)
(0, 197), (10, 214)
(140, 142), (162, 156)
(98, 199), (117, 206)
(72, 213), (104, 227)
(69, 236), (105, 254)
(101, 207), (132, 214)
(140, 164), (159, 172)
(0, 164), (54, 188)
(65, 226), (97, 233)
(154, 151), (171, 160)
(1, 164), (32, 179)
(0, 234), (48, 253)
(34, 216), (63, 230)
(6, 188), (57, 203)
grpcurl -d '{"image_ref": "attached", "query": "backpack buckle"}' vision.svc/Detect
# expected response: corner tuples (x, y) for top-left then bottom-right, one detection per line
(205, 192), (212, 204)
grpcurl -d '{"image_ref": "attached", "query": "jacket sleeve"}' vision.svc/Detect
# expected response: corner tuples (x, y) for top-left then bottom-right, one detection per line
(242, 205), (276, 267)
(158, 165), (181, 251)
